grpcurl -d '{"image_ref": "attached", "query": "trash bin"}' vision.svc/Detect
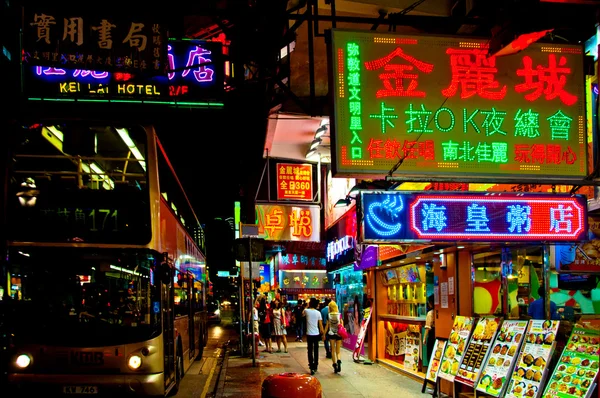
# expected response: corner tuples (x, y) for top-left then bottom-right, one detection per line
(261, 372), (322, 398)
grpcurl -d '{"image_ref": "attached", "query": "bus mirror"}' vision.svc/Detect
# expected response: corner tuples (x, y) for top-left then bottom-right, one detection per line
(159, 262), (172, 285)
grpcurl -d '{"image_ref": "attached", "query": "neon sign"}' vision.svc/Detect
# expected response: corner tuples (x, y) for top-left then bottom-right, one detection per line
(326, 235), (355, 262)
(359, 191), (587, 243)
(24, 40), (224, 105)
(329, 30), (587, 179)
(255, 204), (320, 242)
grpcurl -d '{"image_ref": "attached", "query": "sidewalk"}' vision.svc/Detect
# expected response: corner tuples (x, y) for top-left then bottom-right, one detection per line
(215, 339), (427, 398)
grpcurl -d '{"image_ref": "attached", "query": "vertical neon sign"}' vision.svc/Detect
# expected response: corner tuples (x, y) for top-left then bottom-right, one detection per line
(347, 42), (363, 159)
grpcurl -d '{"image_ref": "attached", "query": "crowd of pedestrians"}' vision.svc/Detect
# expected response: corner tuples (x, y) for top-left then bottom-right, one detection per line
(250, 295), (343, 375)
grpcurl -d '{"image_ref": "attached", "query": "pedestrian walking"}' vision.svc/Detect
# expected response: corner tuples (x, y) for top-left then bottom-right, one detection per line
(321, 297), (332, 358)
(272, 299), (288, 353)
(323, 300), (343, 373)
(303, 297), (324, 375)
(293, 300), (305, 342)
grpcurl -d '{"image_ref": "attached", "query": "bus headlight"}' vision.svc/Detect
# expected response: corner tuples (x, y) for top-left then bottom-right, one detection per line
(16, 354), (32, 369)
(128, 355), (142, 370)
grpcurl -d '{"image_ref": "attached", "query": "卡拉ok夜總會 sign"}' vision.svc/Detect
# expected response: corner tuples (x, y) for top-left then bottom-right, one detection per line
(358, 191), (588, 243)
(328, 29), (587, 180)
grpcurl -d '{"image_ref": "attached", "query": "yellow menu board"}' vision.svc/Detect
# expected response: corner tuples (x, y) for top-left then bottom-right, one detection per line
(455, 316), (502, 387)
(426, 339), (447, 382)
(438, 316), (475, 382)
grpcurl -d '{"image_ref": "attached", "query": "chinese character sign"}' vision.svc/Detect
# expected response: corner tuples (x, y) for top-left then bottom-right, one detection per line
(329, 30), (587, 179)
(23, 40), (223, 103)
(255, 204), (320, 242)
(276, 163), (313, 201)
(24, 10), (167, 73)
(358, 191), (587, 243)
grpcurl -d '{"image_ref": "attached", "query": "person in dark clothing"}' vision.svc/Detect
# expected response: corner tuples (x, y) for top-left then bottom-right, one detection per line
(294, 300), (305, 342)
(321, 297), (332, 358)
(528, 286), (563, 320)
(423, 295), (436, 360)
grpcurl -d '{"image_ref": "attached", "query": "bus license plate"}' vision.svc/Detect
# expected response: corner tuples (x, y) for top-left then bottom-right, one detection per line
(63, 386), (98, 394)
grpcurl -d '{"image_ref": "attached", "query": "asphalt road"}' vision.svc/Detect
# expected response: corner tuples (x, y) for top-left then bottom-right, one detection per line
(172, 307), (239, 398)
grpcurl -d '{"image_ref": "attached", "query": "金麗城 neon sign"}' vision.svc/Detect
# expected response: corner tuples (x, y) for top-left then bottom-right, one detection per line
(359, 191), (587, 243)
(330, 30), (587, 179)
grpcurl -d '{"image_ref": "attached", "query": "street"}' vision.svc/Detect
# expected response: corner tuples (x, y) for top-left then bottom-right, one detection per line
(173, 306), (239, 398)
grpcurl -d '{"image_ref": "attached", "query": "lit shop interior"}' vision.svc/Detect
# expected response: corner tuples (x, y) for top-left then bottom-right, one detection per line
(373, 243), (598, 377)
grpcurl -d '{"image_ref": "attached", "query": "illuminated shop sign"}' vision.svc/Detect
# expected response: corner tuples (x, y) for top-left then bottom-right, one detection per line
(255, 204), (320, 242)
(359, 191), (587, 243)
(327, 235), (355, 262)
(276, 163), (313, 201)
(329, 30), (587, 179)
(279, 253), (326, 271)
(23, 9), (167, 73)
(24, 40), (224, 104)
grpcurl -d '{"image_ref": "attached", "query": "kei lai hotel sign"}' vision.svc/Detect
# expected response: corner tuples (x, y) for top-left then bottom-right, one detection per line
(329, 29), (587, 179)
(359, 191), (587, 243)
(276, 163), (313, 201)
(255, 204), (320, 242)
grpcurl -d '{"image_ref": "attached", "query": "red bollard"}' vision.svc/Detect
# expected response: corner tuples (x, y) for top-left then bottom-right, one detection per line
(261, 372), (322, 398)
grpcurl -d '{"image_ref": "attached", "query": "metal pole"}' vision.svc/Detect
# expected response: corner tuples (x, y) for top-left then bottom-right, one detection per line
(249, 237), (256, 367)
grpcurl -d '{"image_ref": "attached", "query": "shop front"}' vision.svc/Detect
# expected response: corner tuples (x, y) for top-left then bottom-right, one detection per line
(357, 190), (597, 393)
(325, 206), (372, 354)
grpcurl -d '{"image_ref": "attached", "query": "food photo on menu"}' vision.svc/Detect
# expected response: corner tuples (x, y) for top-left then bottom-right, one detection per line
(438, 316), (475, 382)
(455, 316), (501, 386)
(476, 320), (529, 397)
(542, 328), (600, 398)
(426, 339), (447, 382)
(504, 320), (560, 398)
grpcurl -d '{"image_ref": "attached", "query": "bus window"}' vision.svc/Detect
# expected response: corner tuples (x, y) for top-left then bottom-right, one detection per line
(174, 270), (190, 317)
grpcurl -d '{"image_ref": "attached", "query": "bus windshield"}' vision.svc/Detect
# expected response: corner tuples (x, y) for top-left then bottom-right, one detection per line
(7, 123), (151, 244)
(2, 247), (161, 347)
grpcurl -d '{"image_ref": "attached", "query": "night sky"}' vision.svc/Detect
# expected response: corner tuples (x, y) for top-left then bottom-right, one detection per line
(153, 92), (268, 225)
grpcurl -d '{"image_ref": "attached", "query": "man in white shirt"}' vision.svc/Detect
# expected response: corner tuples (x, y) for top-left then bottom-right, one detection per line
(303, 297), (324, 375)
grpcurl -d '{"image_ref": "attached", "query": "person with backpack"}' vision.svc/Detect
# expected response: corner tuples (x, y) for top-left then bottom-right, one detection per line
(323, 300), (343, 373)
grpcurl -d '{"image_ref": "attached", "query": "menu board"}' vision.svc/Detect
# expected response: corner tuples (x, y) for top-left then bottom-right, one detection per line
(438, 316), (475, 382)
(404, 325), (421, 372)
(455, 316), (502, 387)
(426, 339), (447, 382)
(476, 320), (529, 397)
(505, 320), (560, 398)
(542, 327), (600, 398)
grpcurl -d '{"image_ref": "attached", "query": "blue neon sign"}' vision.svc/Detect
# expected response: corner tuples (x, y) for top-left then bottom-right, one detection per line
(24, 40), (223, 103)
(359, 191), (588, 243)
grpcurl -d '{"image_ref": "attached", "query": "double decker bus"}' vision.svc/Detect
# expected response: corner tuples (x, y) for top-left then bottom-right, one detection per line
(2, 121), (209, 396)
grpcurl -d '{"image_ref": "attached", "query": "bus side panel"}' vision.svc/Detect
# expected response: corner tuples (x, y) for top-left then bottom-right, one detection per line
(194, 312), (202, 355)
(174, 315), (191, 373)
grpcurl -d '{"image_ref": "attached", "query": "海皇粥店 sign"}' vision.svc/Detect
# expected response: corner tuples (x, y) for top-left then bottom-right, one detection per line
(358, 191), (587, 243)
(329, 30), (587, 179)
(276, 163), (313, 201)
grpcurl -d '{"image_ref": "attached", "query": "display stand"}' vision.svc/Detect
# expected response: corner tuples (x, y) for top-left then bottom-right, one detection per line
(421, 376), (439, 397)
